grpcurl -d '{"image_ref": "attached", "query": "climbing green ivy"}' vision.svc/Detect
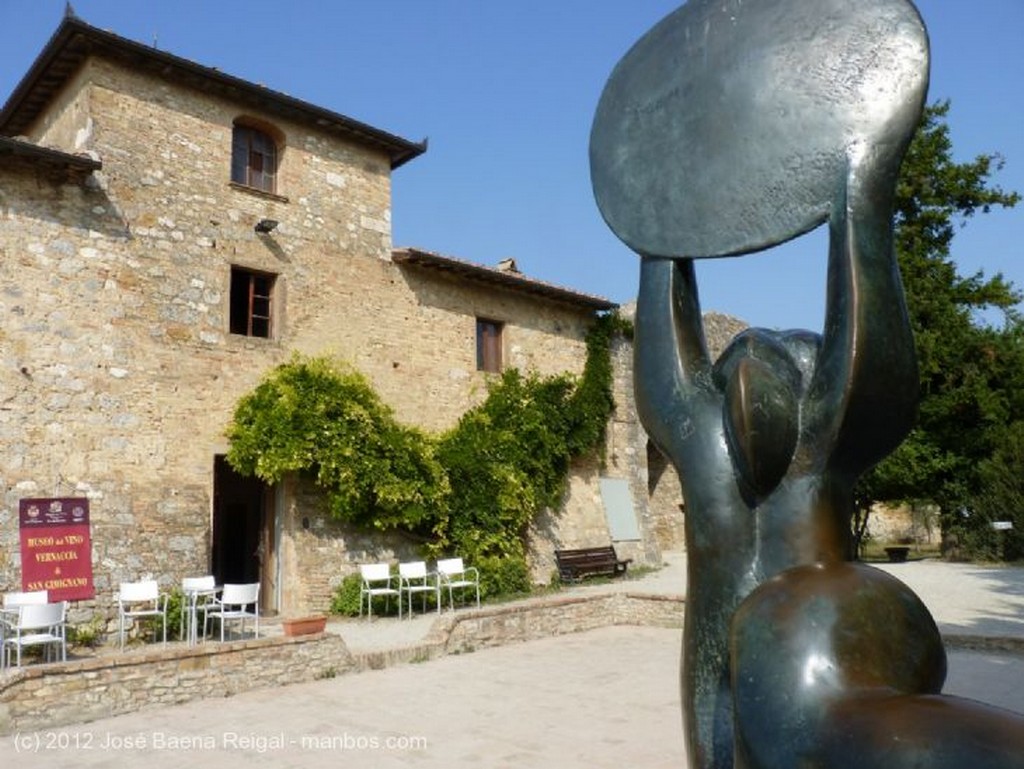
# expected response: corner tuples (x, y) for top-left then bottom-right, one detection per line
(226, 355), (449, 530)
(431, 368), (577, 562)
(226, 313), (627, 572)
(431, 313), (628, 563)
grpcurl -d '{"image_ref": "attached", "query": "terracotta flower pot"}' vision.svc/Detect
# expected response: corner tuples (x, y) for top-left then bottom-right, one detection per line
(282, 615), (327, 636)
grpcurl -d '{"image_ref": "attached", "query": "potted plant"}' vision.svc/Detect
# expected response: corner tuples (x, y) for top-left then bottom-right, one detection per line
(281, 615), (327, 636)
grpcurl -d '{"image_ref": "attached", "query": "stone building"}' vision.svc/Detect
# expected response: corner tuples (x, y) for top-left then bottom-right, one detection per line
(0, 16), (676, 616)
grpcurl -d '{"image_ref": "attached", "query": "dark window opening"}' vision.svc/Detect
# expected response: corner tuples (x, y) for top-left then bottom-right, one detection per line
(476, 318), (504, 373)
(230, 267), (275, 338)
(231, 124), (278, 193)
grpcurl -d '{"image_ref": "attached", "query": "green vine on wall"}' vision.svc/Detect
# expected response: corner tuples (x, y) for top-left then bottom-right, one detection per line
(225, 312), (628, 580)
(226, 356), (449, 530)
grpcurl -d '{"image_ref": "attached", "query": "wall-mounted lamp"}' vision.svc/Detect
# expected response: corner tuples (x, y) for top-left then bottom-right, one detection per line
(255, 218), (279, 233)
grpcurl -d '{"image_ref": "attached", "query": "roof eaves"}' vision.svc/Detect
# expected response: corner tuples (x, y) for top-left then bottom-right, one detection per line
(393, 247), (618, 312)
(0, 135), (101, 173)
(0, 17), (426, 169)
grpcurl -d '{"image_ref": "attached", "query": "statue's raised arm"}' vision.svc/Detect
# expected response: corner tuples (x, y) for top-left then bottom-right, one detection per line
(591, 2), (1024, 769)
(807, 101), (922, 480)
(633, 257), (713, 473)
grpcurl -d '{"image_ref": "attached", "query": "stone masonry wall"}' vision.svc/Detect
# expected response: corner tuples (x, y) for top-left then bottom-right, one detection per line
(280, 476), (427, 614)
(527, 333), (662, 582)
(0, 633), (354, 736)
(614, 303), (750, 557)
(1, 50), (651, 617)
(441, 592), (682, 653)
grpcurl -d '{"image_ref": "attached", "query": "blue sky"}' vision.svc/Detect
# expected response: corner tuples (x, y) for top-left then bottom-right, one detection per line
(1, 1), (1021, 331)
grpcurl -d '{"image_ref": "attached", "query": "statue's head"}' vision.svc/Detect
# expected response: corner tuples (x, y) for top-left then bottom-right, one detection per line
(590, 0), (930, 260)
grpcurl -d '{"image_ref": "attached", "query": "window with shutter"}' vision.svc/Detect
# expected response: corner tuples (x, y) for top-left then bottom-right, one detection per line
(476, 319), (504, 373)
(231, 123), (278, 194)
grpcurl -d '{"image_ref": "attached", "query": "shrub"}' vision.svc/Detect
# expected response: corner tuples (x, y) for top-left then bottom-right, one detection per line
(165, 588), (186, 641)
(474, 555), (532, 600)
(139, 588), (186, 642)
(330, 573), (364, 617)
(329, 570), (405, 617)
(67, 616), (105, 648)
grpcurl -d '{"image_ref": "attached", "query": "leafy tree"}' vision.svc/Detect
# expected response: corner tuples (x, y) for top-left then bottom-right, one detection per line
(971, 420), (1024, 561)
(855, 102), (1022, 555)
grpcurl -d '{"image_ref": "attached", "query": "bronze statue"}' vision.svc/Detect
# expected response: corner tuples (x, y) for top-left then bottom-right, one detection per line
(589, 1), (1024, 767)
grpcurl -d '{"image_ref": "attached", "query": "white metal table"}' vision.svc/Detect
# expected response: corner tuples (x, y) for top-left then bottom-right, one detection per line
(182, 585), (219, 646)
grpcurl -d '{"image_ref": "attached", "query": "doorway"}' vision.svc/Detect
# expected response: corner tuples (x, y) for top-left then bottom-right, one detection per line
(212, 456), (276, 612)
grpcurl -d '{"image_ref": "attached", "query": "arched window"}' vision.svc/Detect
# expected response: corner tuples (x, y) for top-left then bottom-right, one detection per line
(231, 122), (278, 193)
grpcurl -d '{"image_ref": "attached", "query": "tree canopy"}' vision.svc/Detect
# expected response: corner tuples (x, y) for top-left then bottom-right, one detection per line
(855, 102), (1023, 558)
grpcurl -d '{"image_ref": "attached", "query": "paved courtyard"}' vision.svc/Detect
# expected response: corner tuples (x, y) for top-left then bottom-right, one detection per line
(2, 556), (1023, 767)
(2, 626), (1023, 768)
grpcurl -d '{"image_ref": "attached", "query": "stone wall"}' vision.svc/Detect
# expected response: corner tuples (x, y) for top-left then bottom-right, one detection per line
(0, 633), (354, 736)
(1, 46), (654, 618)
(526, 331), (664, 583)
(867, 503), (941, 546)
(605, 333), (663, 566)
(280, 476), (426, 614)
(614, 303), (750, 556)
(441, 592), (682, 653)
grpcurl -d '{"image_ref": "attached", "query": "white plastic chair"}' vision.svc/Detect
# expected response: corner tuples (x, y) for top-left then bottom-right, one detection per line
(206, 582), (260, 641)
(2, 600), (67, 670)
(398, 561), (439, 617)
(3, 590), (49, 609)
(117, 580), (168, 650)
(180, 575), (216, 644)
(359, 563), (401, 619)
(437, 557), (480, 611)
(1, 590), (49, 653)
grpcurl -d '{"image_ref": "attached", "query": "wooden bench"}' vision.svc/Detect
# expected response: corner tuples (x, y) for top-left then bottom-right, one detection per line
(884, 546), (911, 563)
(555, 546), (632, 583)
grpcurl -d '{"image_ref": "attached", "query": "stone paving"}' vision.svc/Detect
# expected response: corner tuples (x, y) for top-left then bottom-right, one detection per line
(873, 558), (1024, 640)
(1, 554), (1022, 767)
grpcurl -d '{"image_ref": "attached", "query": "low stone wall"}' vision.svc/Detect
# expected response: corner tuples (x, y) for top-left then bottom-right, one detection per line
(349, 591), (684, 672)
(0, 591), (684, 736)
(0, 633), (353, 737)
(441, 591), (682, 653)
(944, 634), (1024, 654)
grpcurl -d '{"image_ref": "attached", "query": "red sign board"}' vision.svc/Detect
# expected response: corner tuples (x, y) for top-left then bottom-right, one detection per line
(19, 497), (95, 601)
